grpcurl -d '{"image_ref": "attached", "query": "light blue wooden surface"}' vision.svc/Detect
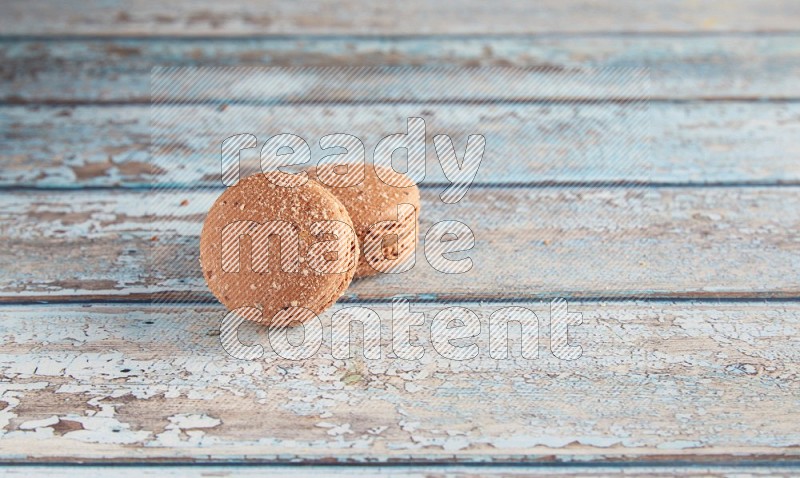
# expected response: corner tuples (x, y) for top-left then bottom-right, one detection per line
(0, 0), (798, 474)
(3, 35), (800, 102)
(1, 187), (798, 301)
(5, 101), (800, 188)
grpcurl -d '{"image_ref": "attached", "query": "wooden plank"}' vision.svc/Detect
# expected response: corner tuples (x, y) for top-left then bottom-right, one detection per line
(4, 102), (800, 189)
(1, 187), (798, 302)
(1, 465), (798, 477)
(0, 301), (798, 463)
(3, 36), (800, 102)
(1, 1), (798, 35)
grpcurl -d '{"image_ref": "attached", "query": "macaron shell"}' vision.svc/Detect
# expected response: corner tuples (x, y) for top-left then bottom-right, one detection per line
(308, 164), (420, 278)
(199, 172), (358, 325)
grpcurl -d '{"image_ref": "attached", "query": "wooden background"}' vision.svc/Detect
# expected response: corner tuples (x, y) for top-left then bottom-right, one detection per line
(1, 1), (800, 476)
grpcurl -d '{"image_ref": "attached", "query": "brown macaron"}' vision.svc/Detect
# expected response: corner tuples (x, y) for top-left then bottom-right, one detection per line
(199, 172), (358, 325)
(307, 164), (420, 278)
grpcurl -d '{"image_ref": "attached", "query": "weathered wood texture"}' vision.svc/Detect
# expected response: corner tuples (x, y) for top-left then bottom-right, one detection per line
(1, 187), (798, 302)
(5, 102), (800, 188)
(0, 301), (798, 462)
(3, 36), (800, 102)
(2, 0), (799, 470)
(3, 466), (799, 477)
(1, 0), (798, 35)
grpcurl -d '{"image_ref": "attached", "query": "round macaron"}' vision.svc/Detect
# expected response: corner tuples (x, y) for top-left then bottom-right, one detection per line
(307, 164), (420, 278)
(199, 172), (358, 325)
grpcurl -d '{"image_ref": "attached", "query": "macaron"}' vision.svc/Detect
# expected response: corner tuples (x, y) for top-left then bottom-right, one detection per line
(199, 172), (358, 325)
(307, 164), (420, 278)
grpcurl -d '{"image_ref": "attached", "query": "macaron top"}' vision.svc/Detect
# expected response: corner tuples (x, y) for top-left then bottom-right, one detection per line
(199, 172), (358, 325)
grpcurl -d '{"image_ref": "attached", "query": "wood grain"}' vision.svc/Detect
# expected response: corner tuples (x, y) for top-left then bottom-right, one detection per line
(4, 36), (800, 102)
(2, 0), (799, 469)
(1, 187), (798, 302)
(2, 465), (798, 477)
(4, 102), (800, 189)
(0, 301), (798, 463)
(1, 0), (798, 35)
